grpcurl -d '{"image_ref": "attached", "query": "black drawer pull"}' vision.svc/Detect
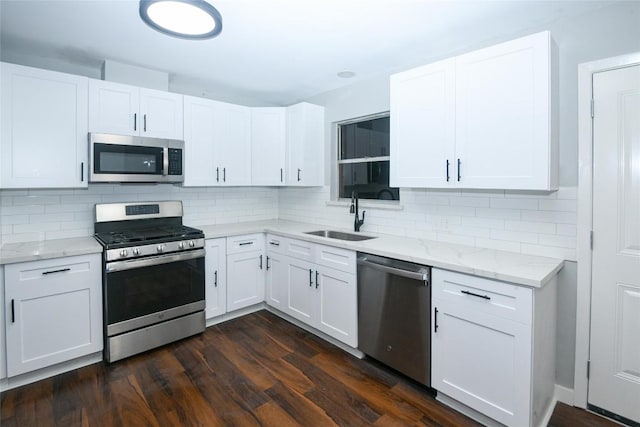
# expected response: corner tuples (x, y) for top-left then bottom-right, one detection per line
(269, 241), (280, 246)
(461, 290), (491, 300)
(42, 268), (71, 275)
(239, 242), (254, 246)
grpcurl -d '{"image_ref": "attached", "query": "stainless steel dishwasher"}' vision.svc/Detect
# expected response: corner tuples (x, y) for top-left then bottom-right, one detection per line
(357, 253), (431, 386)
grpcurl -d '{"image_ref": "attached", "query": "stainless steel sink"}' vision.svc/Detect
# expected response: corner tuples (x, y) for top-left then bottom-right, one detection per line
(304, 230), (376, 241)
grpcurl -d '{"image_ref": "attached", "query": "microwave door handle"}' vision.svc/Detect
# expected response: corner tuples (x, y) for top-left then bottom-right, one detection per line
(163, 147), (169, 176)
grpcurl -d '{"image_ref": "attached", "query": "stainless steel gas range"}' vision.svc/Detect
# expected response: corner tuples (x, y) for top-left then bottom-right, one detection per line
(94, 201), (205, 362)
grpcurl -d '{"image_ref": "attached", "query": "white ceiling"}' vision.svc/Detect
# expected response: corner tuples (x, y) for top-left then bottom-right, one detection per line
(0, 0), (615, 105)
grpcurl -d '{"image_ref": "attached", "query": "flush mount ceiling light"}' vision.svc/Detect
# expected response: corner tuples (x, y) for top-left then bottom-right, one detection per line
(139, 0), (222, 40)
(337, 71), (356, 78)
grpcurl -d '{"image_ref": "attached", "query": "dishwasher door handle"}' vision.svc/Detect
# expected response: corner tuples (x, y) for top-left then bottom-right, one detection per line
(358, 258), (429, 283)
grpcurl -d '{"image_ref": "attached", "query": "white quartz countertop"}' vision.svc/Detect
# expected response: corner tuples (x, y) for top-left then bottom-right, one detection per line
(0, 237), (103, 265)
(200, 220), (564, 288)
(0, 220), (564, 287)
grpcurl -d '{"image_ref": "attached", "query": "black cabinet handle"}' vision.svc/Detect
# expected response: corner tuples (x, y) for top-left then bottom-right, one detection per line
(223, 168), (226, 182)
(259, 254), (263, 270)
(297, 168), (301, 182)
(143, 114), (147, 132)
(269, 241), (280, 246)
(80, 162), (84, 182)
(266, 256), (270, 270)
(315, 271), (319, 289)
(446, 159), (450, 182)
(42, 268), (71, 275)
(434, 307), (438, 333)
(461, 290), (491, 300)
(216, 167), (219, 182)
(457, 158), (461, 182)
(11, 299), (15, 323)
(309, 269), (313, 287)
(239, 241), (254, 246)
(134, 113), (137, 131)
(280, 168), (283, 182)
(214, 270), (218, 287)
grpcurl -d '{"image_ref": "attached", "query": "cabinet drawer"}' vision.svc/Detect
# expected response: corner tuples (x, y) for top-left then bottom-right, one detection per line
(284, 238), (315, 261)
(432, 268), (532, 324)
(5, 256), (94, 284)
(315, 244), (356, 274)
(226, 234), (264, 254)
(265, 234), (287, 254)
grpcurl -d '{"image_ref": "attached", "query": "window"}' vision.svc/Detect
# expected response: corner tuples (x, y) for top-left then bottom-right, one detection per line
(337, 114), (399, 201)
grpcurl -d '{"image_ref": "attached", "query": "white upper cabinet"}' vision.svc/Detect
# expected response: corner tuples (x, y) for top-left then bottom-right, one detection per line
(390, 31), (557, 191)
(183, 96), (251, 186)
(390, 58), (456, 188)
(1, 62), (89, 189)
(251, 107), (286, 185)
(89, 79), (183, 140)
(285, 102), (325, 186)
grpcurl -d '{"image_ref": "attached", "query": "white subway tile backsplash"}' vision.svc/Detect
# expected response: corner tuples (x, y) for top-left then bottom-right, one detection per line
(2, 184), (578, 262)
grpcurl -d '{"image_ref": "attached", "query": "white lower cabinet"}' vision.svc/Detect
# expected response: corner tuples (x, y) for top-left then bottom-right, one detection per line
(205, 238), (227, 319)
(226, 234), (265, 312)
(265, 235), (357, 348)
(432, 268), (556, 427)
(4, 254), (102, 377)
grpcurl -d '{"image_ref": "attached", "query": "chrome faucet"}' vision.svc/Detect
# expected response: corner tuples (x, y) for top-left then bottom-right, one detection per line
(350, 191), (365, 232)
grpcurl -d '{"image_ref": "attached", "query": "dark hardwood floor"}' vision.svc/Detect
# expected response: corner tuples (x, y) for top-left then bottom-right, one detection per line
(0, 311), (622, 426)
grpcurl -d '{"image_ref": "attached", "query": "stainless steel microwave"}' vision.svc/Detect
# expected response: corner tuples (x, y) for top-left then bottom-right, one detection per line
(89, 133), (184, 183)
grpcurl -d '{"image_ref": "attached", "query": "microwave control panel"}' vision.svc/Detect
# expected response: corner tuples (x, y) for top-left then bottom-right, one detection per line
(168, 148), (183, 176)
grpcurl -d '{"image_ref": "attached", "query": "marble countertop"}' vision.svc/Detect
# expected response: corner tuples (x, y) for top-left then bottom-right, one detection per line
(0, 237), (103, 265)
(200, 220), (564, 288)
(0, 220), (564, 287)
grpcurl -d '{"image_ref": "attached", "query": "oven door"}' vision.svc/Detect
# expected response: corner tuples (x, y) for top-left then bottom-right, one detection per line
(104, 249), (205, 336)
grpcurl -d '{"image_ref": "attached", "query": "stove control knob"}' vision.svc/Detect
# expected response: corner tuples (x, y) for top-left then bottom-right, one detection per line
(178, 242), (185, 249)
(157, 245), (164, 253)
(189, 240), (195, 248)
(120, 249), (128, 257)
(133, 248), (140, 256)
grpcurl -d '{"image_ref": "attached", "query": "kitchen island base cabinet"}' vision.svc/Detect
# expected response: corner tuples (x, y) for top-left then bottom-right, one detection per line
(432, 268), (556, 427)
(4, 254), (102, 377)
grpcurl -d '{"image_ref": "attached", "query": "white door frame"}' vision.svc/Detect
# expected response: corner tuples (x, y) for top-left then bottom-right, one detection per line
(575, 52), (640, 408)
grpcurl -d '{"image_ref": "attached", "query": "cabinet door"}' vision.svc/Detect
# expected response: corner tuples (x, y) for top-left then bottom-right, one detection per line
(1, 62), (88, 188)
(265, 252), (287, 311)
(205, 238), (227, 319)
(139, 88), (183, 139)
(432, 298), (531, 426)
(455, 31), (553, 190)
(251, 107), (286, 185)
(0, 266), (5, 380)
(390, 58), (456, 188)
(88, 79), (139, 136)
(285, 257), (316, 324)
(285, 103), (324, 186)
(183, 96), (219, 186)
(215, 102), (251, 185)
(226, 251), (265, 311)
(4, 254), (102, 377)
(316, 267), (357, 347)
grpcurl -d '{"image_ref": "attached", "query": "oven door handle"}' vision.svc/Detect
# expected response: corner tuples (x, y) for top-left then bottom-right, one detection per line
(106, 249), (205, 272)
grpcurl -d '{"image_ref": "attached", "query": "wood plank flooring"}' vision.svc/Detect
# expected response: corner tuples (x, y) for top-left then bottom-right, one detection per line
(0, 310), (622, 426)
